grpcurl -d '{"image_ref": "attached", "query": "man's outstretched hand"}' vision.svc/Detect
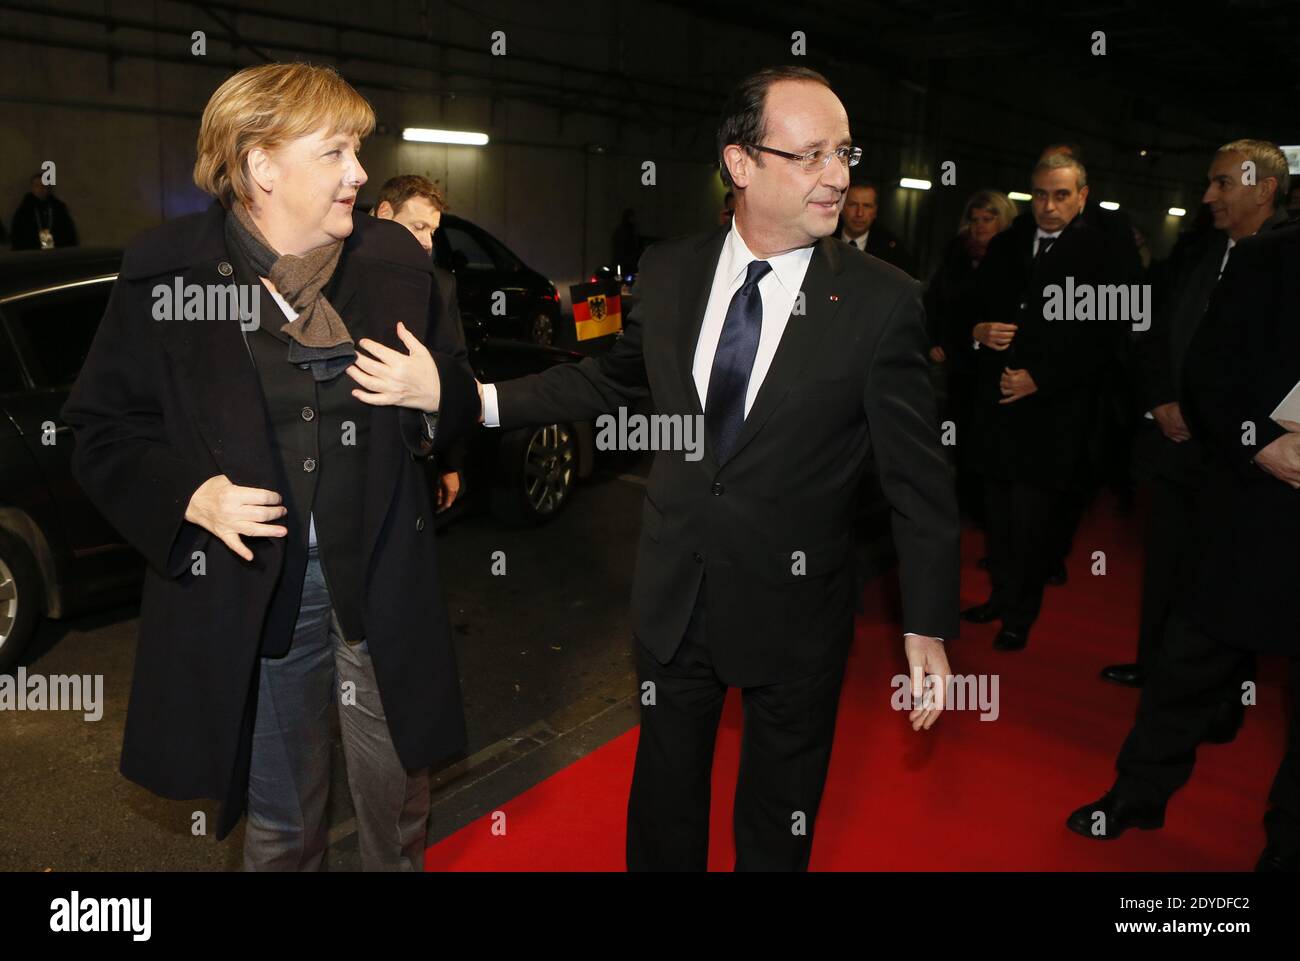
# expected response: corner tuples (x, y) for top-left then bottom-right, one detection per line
(346, 321), (441, 412)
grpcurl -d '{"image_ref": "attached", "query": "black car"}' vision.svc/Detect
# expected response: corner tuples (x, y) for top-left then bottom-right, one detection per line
(0, 248), (594, 672)
(433, 214), (563, 347)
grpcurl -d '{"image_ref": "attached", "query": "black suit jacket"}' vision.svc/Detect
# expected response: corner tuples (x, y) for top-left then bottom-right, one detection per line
(1179, 221), (1300, 652)
(432, 264), (470, 474)
(971, 213), (1116, 488)
(839, 222), (917, 278)
(61, 202), (478, 838)
(495, 226), (959, 686)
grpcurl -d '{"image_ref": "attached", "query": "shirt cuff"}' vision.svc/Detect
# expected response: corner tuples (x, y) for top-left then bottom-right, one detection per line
(482, 382), (501, 428)
(904, 632), (944, 642)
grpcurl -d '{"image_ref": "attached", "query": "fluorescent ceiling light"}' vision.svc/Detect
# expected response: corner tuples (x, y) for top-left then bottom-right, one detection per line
(1008, 191), (1032, 202)
(899, 177), (932, 190)
(1168, 207), (1187, 217)
(402, 127), (490, 145)
(1099, 201), (1120, 210)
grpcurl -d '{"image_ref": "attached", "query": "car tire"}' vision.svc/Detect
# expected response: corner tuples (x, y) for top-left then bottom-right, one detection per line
(491, 423), (577, 525)
(0, 529), (42, 674)
(530, 313), (555, 347)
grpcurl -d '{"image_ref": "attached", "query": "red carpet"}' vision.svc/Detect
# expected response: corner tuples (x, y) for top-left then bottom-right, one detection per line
(426, 496), (1288, 871)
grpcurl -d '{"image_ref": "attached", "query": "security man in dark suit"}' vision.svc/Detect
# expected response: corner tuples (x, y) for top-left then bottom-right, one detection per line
(838, 180), (918, 277)
(962, 152), (1116, 650)
(1104, 140), (1293, 700)
(1069, 219), (1300, 872)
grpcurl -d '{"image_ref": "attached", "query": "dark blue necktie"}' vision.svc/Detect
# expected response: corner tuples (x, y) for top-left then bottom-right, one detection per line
(706, 259), (771, 462)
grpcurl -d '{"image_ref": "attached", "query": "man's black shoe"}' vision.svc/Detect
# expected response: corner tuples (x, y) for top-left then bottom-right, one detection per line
(993, 627), (1029, 651)
(961, 601), (1001, 624)
(1101, 663), (1145, 687)
(1066, 792), (1165, 840)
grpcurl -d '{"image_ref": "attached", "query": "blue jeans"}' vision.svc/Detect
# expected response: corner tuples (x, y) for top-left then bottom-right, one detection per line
(242, 545), (429, 871)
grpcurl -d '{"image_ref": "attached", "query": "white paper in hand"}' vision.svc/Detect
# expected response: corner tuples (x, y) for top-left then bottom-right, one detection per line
(1270, 379), (1300, 424)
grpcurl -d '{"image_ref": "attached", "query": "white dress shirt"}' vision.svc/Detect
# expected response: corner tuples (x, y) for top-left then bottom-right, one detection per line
(691, 220), (814, 415)
(841, 228), (869, 251)
(481, 220), (942, 642)
(1032, 228), (1061, 257)
(482, 219), (815, 423)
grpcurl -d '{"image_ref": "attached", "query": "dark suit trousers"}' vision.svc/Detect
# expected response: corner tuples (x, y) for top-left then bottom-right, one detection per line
(1134, 470), (1199, 670)
(626, 579), (846, 871)
(983, 477), (1059, 631)
(1115, 610), (1300, 851)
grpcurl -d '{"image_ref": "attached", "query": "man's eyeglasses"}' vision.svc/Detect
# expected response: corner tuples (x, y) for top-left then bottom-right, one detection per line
(740, 143), (862, 172)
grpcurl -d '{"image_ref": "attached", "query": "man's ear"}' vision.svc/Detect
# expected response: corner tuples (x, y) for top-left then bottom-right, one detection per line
(1078, 184), (1090, 206)
(1257, 177), (1279, 209)
(375, 200), (395, 220)
(722, 144), (752, 189)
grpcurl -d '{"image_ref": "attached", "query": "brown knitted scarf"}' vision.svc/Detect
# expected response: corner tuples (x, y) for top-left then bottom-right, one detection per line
(224, 202), (355, 381)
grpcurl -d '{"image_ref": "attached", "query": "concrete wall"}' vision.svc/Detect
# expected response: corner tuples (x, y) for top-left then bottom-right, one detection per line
(2, 0), (1241, 298)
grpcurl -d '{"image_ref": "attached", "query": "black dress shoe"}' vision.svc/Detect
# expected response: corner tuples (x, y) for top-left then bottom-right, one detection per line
(1066, 791), (1165, 840)
(1256, 844), (1300, 871)
(993, 627), (1029, 651)
(1101, 663), (1145, 687)
(1047, 559), (1068, 586)
(961, 601), (1001, 623)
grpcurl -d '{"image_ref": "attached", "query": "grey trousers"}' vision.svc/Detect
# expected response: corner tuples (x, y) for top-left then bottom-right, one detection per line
(242, 545), (429, 871)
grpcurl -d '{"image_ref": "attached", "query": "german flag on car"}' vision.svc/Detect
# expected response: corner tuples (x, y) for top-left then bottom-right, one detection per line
(570, 281), (623, 340)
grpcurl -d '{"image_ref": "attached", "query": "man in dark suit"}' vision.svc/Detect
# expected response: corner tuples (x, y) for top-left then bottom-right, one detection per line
(838, 180), (917, 276)
(478, 66), (960, 871)
(1104, 140), (1292, 697)
(1068, 220), (1300, 872)
(374, 173), (468, 512)
(1000, 145), (1141, 588)
(962, 152), (1116, 650)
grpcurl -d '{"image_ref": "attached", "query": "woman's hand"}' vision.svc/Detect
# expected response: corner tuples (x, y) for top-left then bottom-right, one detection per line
(185, 475), (287, 562)
(346, 321), (442, 412)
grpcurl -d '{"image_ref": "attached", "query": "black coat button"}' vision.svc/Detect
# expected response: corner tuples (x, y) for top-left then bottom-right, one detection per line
(692, 551), (704, 563)
(711, 482), (724, 496)
(303, 458), (316, 472)
(217, 261), (233, 277)
(301, 407), (315, 422)
(416, 516), (425, 531)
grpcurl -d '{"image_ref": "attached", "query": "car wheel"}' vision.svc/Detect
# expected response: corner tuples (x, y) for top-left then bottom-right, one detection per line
(0, 529), (42, 674)
(530, 313), (555, 347)
(491, 423), (576, 525)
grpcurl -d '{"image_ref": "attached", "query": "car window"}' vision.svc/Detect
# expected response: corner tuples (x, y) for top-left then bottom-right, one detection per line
(5, 281), (113, 389)
(480, 232), (522, 272)
(441, 226), (496, 271)
(0, 319), (26, 393)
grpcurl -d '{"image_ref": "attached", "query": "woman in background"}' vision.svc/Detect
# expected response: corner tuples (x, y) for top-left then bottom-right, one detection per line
(924, 189), (1017, 520)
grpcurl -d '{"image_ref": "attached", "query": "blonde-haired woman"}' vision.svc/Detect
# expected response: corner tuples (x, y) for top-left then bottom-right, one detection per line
(63, 62), (477, 870)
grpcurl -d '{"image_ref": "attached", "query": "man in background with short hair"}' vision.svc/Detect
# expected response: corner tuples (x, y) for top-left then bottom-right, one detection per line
(838, 180), (916, 276)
